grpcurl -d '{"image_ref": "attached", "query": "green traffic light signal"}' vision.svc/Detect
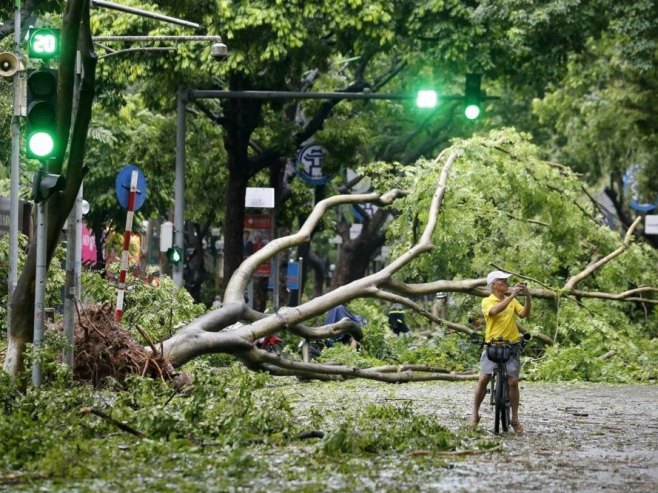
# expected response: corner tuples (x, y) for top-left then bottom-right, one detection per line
(464, 73), (482, 120)
(416, 89), (438, 109)
(167, 247), (184, 266)
(27, 131), (55, 157)
(27, 28), (60, 59)
(464, 104), (481, 120)
(26, 68), (58, 160)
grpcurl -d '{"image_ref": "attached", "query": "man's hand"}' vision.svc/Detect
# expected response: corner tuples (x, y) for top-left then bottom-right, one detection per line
(511, 284), (525, 297)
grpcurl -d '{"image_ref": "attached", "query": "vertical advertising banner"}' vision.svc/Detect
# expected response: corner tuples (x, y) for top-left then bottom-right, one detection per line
(244, 214), (272, 277)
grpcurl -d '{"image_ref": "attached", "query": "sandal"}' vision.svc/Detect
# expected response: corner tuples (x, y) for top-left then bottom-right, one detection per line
(511, 421), (524, 433)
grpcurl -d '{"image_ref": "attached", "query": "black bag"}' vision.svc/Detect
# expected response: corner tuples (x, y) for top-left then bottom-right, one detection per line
(486, 345), (511, 363)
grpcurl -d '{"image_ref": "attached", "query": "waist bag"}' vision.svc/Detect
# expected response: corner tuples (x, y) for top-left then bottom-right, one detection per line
(486, 345), (512, 363)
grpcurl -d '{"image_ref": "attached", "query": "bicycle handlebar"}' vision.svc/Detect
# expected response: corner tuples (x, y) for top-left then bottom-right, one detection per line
(468, 332), (532, 347)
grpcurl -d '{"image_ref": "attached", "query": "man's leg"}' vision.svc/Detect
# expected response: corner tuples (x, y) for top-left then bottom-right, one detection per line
(508, 376), (523, 433)
(469, 373), (490, 429)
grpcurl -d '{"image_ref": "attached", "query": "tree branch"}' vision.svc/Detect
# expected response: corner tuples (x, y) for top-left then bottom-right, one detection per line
(564, 216), (642, 291)
(246, 349), (478, 382)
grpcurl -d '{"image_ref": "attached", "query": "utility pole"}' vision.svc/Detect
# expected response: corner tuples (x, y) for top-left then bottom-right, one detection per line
(173, 86), (187, 287)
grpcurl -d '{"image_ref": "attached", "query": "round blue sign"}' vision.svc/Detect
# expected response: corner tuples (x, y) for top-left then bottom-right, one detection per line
(296, 143), (333, 186)
(115, 164), (147, 210)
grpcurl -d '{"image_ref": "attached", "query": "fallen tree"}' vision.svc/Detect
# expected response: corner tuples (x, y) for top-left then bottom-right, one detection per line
(147, 139), (657, 382)
(7, 132), (656, 384)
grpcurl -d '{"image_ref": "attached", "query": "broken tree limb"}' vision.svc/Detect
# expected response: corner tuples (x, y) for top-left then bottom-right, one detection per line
(245, 348), (479, 382)
(564, 216), (642, 291)
(370, 287), (474, 335)
(80, 407), (145, 438)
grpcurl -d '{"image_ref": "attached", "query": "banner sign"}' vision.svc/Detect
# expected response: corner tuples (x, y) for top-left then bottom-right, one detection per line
(81, 223), (97, 265)
(244, 214), (272, 277)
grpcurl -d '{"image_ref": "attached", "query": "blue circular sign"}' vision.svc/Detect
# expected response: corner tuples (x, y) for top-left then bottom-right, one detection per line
(115, 164), (147, 210)
(296, 143), (333, 186)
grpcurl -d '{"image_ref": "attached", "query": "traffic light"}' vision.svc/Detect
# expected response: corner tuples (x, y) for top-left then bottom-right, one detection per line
(26, 68), (58, 160)
(464, 73), (482, 120)
(27, 28), (60, 59)
(416, 89), (438, 109)
(166, 246), (184, 266)
(32, 167), (64, 203)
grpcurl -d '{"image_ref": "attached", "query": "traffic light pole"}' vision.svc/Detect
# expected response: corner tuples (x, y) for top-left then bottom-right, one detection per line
(173, 86), (187, 287)
(32, 199), (47, 387)
(63, 186), (82, 367)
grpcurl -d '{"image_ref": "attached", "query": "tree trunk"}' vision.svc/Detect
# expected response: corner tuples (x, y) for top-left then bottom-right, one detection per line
(220, 74), (262, 293)
(4, 0), (96, 376)
(331, 208), (388, 289)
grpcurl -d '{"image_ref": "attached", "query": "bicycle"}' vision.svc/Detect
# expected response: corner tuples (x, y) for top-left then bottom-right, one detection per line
(470, 332), (531, 434)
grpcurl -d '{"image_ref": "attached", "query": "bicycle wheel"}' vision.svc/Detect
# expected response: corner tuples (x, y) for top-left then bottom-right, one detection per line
(504, 385), (511, 432)
(500, 395), (509, 432)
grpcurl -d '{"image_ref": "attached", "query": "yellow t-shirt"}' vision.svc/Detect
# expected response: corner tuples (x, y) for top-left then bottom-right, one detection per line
(481, 294), (523, 342)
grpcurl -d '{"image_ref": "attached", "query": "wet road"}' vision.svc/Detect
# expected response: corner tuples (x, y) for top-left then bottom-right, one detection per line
(397, 382), (658, 492)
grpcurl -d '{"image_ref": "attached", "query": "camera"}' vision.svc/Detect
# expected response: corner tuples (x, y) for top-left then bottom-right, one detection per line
(211, 42), (228, 61)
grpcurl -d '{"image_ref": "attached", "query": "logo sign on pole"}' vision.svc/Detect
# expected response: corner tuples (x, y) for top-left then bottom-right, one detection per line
(115, 165), (147, 210)
(296, 142), (332, 186)
(287, 262), (300, 290)
(646, 215), (658, 235)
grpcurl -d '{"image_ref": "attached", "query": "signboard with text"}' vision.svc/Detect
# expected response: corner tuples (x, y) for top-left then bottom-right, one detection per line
(244, 214), (272, 277)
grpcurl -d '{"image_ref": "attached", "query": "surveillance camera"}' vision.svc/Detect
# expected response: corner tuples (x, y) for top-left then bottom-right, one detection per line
(211, 42), (228, 61)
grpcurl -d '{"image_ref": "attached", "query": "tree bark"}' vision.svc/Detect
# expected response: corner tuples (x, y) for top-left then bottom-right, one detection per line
(4, 0), (96, 376)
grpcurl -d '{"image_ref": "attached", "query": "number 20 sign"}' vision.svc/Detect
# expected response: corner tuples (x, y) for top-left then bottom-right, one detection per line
(27, 28), (60, 59)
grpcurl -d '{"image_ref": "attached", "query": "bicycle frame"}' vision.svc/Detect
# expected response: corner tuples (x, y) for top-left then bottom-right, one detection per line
(489, 359), (511, 434)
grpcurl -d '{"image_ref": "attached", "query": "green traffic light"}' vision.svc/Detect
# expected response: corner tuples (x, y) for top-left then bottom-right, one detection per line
(464, 104), (481, 120)
(27, 131), (55, 157)
(26, 68), (58, 160)
(416, 90), (438, 109)
(167, 247), (183, 265)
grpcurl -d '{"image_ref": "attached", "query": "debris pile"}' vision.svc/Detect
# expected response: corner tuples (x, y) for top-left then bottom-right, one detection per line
(73, 303), (176, 386)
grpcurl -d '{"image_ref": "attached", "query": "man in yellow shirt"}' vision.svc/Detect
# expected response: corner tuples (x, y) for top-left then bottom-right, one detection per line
(469, 270), (531, 433)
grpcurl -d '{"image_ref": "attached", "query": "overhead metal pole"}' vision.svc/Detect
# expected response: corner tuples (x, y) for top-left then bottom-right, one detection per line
(8, 0), (22, 336)
(173, 87), (187, 287)
(93, 35), (224, 43)
(90, 0), (201, 29)
(190, 90), (468, 102)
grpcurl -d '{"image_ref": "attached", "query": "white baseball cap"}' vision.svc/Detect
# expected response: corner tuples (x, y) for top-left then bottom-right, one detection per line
(487, 270), (512, 287)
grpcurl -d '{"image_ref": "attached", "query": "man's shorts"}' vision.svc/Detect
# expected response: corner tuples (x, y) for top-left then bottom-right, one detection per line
(479, 346), (521, 378)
